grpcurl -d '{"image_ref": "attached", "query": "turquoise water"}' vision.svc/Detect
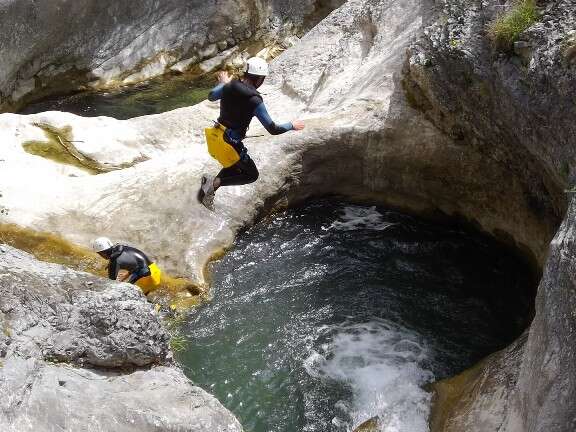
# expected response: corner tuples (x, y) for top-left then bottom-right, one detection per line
(176, 201), (533, 432)
(20, 73), (214, 119)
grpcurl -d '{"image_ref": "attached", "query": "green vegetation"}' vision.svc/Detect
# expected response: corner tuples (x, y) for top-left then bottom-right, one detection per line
(169, 334), (188, 353)
(488, 0), (539, 52)
(164, 313), (189, 353)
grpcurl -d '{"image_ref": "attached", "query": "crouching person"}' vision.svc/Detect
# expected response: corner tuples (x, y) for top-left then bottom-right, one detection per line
(91, 237), (161, 294)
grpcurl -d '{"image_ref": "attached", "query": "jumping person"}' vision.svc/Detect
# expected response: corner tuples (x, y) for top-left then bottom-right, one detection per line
(91, 237), (162, 294)
(198, 57), (305, 209)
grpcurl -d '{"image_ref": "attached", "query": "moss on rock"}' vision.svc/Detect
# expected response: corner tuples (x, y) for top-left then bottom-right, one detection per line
(0, 224), (203, 309)
(488, 0), (539, 52)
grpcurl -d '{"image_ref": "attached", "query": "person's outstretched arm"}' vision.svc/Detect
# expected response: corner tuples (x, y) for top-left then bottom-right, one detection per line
(208, 83), (225, 102)
(254, 102), (294, 135)
(208, 71), (233, 101)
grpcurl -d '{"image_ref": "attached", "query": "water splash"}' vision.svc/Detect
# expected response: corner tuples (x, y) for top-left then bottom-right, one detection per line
(328, 206), (397, 232)
(306, 320), (433, 432)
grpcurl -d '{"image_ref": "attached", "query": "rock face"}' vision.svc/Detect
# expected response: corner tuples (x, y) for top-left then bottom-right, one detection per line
(6, 0), (441, 285)
(0, 245), (243, 432)
(402, 0), (576, 430)
(509, 197), (576, 432)
(403, 0), (576, 261)
(0, 0), (340, 111)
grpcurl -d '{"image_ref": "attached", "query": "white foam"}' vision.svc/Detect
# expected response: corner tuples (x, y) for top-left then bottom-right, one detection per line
(305, 320), (434, 432)
(328, 206), (398, 232)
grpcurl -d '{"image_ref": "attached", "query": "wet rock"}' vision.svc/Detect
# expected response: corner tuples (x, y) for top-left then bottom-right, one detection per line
(506, 197), (576, 431)
(0, 0), (330, 110)
(1, 0), (454, 288)
(403, 0), (576, 430)
(353, 416), (380, 432)
(0, 245), (243, 431)
(0, 0), (557, 287)
(1, 1), (575, 429)
(430, 334), (527, 431)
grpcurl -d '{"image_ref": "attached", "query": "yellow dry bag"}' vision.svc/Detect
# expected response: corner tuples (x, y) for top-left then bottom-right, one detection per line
(135, 262), (162, 294)
(205, 125), (241, 168)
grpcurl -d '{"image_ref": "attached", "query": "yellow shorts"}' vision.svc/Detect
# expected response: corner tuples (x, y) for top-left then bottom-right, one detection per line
(135, 262), (162, 294)
(205, 125), (240, 168)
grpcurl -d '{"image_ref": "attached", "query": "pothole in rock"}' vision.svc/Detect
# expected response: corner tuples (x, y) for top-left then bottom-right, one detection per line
(175, 200), (536, 432)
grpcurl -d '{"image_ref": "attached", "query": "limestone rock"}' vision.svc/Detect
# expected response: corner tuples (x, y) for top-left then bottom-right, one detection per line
(0, 244), (169, 367)
(0, 245), (242, 431)
(403, 0), (576, 430)
(0, 0), (423, 284)
(2, 0), (576, 429)
(430, 334), (527, 431)
(505, 197), (576, 431)
(1, 0), (561, 286)
(3, 361), (243, 432)
(0, 0), (328, 110)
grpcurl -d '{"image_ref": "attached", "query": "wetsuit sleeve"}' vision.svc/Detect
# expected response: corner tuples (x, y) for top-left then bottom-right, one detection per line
(108, 259), (119, 280)
(208, 83), (225, 102)
(254, 102), (294, 136)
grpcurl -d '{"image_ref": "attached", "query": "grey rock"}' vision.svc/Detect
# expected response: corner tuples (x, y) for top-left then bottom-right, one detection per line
(0, 245), (242, 431)
(199, 43), (219, 60)
(507, 197), (576, 431)
(403, 0), (576, 430)
(0, 0), (331, 110)
(1, 358), (243, 432)
(0, 246), (169, 368)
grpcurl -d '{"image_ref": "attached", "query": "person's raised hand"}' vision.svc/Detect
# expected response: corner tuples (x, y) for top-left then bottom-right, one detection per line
(292, 120), (305, 131)
(218, 70), (232, 84)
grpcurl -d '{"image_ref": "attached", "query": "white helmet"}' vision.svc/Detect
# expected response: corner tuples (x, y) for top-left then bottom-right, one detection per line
(245, 57), (269, 77)
(91, 237), (114, 253)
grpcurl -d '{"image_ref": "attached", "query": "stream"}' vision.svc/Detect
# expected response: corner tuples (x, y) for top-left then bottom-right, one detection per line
(20, 73), (214, 119)
(176, 201), (533, 432)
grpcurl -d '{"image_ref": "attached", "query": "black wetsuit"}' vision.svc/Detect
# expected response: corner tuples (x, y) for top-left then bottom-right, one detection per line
(208, 79), (293, 187)
(107, 245), (152, 284)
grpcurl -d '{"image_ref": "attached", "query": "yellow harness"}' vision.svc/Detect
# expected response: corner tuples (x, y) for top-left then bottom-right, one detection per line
(204, 123), (241, 168)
